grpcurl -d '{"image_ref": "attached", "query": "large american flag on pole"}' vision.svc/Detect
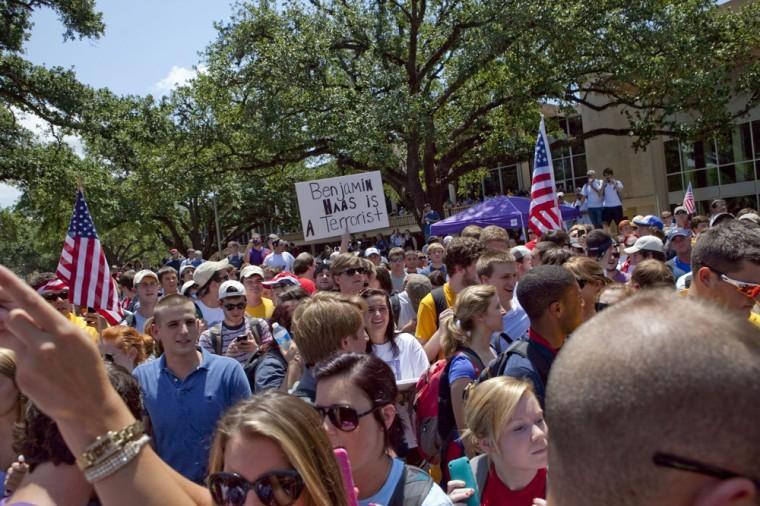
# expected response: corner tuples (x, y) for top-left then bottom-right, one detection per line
(56, 190), (123, 325)
(683, 182), (696, 215)
(528, 117), (563, 235)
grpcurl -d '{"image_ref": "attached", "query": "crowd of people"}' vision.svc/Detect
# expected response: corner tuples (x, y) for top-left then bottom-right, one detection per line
(0, 198), (758, 506)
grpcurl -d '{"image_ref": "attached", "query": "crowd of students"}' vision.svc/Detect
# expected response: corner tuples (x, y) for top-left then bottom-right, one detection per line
(0, 205), (758, 506)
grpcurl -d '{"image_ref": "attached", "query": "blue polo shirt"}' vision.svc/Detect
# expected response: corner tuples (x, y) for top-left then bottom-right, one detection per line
(133, 348), (251, 483)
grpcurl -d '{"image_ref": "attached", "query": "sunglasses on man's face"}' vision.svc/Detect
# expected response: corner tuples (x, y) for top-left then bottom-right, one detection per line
(706, 266), (760, 301)
(208, 470), (305, 506)
(214, 274), (230, 283)
(223, 302), (247, 311)
(314, 404), (376, 432)
(339, 267), (366, 277)
(42, 290), (69, 302)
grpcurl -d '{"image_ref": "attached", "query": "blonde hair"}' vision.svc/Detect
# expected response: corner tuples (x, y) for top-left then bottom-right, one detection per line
(0, 348), (25, 422)
(480, 225), (509, 245)
(563, 256), (608, 286)
(208, 391), (347, 506)
(441, 284), (496, 357)
(100, 326), (155, 366)
(462, 377), (535, 450)
(292, 292), (366, 365)
(427, 242), (445, 254)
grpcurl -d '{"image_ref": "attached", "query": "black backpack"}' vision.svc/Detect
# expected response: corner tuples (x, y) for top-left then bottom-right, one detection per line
(478, 339), (551, 390)
(390, 293), (402, 327)
(243, 345), (287, 392)
(388, 465), (435, 506)
(430, 286), (448, 320)
(208, 316), (264, 355)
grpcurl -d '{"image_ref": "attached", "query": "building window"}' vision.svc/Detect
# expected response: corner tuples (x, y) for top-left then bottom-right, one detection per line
(548, 116), (588, 193)
(665, 120), (759, 209)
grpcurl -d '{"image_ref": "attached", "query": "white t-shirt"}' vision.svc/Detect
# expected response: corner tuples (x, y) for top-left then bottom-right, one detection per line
(603, 179), (624, 207)
(582, 180), (604, 207)
(373, 332), (429, 449)
(195, 300), (225, 327)
(263, 251), (295, 272)
(359, 458), (452, 506)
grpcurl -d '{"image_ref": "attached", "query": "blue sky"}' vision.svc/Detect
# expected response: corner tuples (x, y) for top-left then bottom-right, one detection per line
(1, 0), (234, 207)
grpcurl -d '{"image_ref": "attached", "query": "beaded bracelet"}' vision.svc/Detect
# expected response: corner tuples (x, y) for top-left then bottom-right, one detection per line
(83, 434), (151, 483)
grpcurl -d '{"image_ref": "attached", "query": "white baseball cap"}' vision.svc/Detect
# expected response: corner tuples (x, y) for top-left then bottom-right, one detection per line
(624, 236), (664, 255)
(134, 270), (159, 285)
(218, 280), (246, 300)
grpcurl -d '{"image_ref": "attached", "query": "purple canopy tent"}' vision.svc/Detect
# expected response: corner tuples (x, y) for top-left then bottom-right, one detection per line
(429, 196), (580, 236)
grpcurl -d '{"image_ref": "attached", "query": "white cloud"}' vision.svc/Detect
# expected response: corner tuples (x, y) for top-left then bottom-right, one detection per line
(0, 183), (22, 209)
(12, 107), (85, 158)
(152, 64), (208, 94)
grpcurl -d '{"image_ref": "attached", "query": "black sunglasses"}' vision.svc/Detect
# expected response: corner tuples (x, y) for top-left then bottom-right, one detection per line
(208, 470), (305, 506)
(653, 452), (760, 490)
(42, 290), (69, 301)
(315, 404), (376, 432)
(214, 274), (231, 283)
(339, 267), (366, 277)
(223, 302), (247, 311)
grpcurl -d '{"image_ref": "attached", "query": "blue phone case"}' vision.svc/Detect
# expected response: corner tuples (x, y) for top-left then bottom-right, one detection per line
(447, 456), (480, 506)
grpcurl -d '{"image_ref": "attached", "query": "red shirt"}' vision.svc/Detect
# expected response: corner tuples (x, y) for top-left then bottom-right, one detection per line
(297, 277), (316, 294)
(528, 328), (558, 356)
(481, 466), (546, 506)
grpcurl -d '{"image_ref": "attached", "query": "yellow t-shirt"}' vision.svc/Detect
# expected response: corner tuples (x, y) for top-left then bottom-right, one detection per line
(415, 283), (456, 342)
(750, 312), (760, 328)
(67, 312), (100, 343)
(246, 297), (274, 319)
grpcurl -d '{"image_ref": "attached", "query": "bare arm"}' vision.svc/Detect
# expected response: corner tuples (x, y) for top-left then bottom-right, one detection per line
(450, 377), (476, 458)
(0, 265), (210, 506)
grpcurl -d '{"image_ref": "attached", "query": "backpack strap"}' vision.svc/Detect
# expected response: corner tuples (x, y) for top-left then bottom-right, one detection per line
(437, 347), (486, 442)
(244, 316), (263, 345)
(390, 293), (401, 327)
(469, 454), (489, 496)
(388, 464), (435, 506)
(431, 286), (448, 321)
(208, 324), (223, 355)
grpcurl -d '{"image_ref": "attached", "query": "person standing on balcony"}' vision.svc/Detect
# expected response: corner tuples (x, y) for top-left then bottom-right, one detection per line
(423, 203), (441, 239)
(601, 168), (625, 229)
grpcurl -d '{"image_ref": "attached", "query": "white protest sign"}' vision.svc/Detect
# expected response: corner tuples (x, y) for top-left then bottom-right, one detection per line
(295, 171), (390, 241)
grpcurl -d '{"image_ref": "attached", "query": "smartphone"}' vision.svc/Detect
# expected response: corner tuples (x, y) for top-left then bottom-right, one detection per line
(448, 456), (480, 506)
(333, 448), (358, 506)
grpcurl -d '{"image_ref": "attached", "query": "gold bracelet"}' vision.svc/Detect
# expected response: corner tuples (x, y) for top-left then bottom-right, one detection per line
(83, 435), (151, 483)
(76, 420), (145, 471)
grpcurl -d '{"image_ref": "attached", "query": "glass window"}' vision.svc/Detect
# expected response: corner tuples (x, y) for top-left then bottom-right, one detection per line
(703, 138), (718, 167)
(719, 162), (755, 185)
(554, 158), (569, 182)
(717, 123), (753, 165)
(680, 142), (696, 171)
(568, 116), (583, 138)
(667, 174), (683, 192)
(752, 121), (760, 155)
(684, 168), (718, 189)
(664, 140), (681, 174)
(499, 166), (519, 194)
(483, 169), (501, 197)
(572, 154), (587, 178)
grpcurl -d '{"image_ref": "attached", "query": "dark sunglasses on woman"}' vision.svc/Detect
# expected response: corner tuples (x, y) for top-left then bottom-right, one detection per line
(208, 469), (305, 506)
(314, 404), (377, 432)
(41, 290), (69, 301)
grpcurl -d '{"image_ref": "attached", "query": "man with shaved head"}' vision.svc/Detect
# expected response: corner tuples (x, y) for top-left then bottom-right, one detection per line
(546, 291), (760, 506)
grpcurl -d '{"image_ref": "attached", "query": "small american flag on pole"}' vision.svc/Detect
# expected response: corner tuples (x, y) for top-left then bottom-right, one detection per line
(528, 117), (563, 235)
(56, 190), (123, 325)
(683, 182), (696, 215)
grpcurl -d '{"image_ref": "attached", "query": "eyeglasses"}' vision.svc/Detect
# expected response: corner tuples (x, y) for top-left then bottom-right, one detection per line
(653, 452), (760, 490)
(705, 266), (760, 301)
(42, 290), (69, 301)
(223, 302), (247, 311)
(208, 470), (305, 506)
(339, 267), (366, 277)
(315, 404), (377, 432)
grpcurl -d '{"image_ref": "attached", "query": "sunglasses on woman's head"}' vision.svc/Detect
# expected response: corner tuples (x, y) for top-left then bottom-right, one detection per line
(314, 404), (377, 432)
(208, 470), (304, 506)
(42, 290), (69, 301)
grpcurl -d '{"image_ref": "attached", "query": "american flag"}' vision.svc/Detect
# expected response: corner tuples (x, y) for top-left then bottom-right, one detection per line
(528, 117), (563, 235)
(56, 191), (123, 325)
(683, 182), (696, 215)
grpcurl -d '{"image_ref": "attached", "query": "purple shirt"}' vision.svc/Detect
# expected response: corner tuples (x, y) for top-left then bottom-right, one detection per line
(248, 247), (270, 266)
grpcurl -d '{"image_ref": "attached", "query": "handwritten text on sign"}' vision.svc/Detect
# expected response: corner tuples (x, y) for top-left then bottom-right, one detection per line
(295, 171), (389, 241)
